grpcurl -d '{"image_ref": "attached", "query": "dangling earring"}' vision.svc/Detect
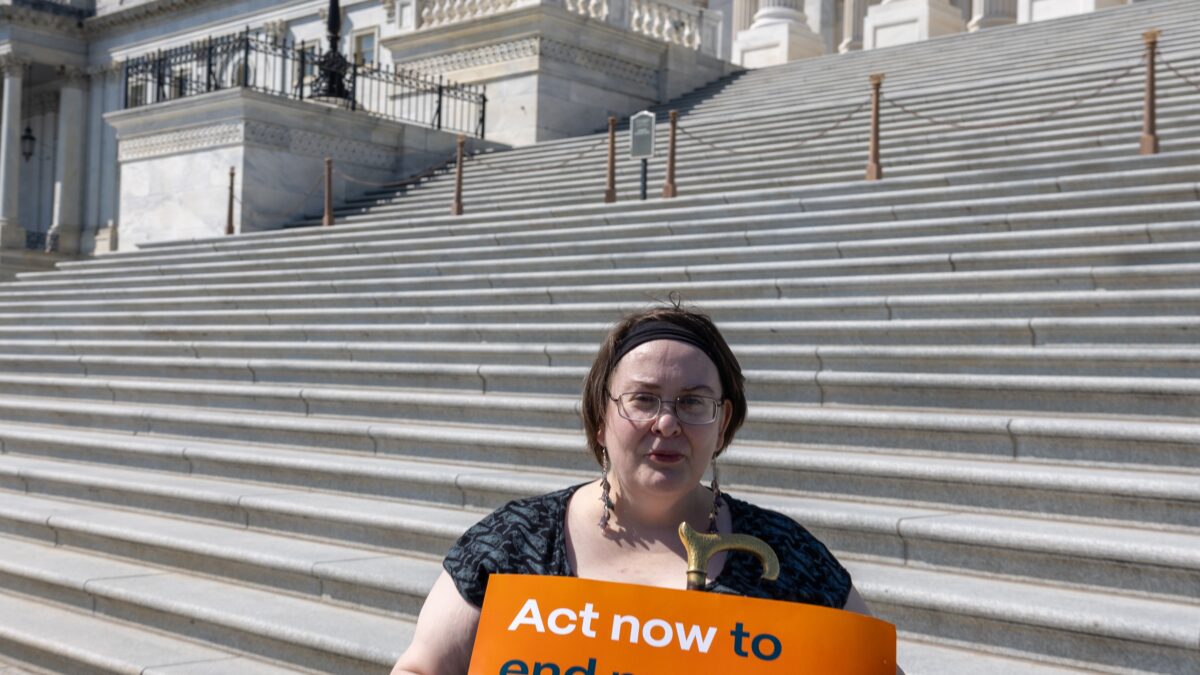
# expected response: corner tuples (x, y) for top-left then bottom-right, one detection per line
(599, 448), (614, 530)
(707, 460), (722, 534)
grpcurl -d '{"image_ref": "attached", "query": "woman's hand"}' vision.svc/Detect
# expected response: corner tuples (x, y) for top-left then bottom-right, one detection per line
(391, 571), (481, 675)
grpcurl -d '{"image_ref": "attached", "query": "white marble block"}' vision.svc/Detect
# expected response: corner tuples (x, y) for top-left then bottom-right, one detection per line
(733, 0), (825, 68)
(1018, 0), (1126, 24)
(864, 0), (966, 50)
(384, 2), (734, 146)
(106, 88), (497, 250)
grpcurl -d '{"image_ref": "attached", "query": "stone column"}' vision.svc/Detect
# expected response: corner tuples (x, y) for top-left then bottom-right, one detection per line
(734, 0), (825, 67)
(840, 0), (867, 52)
(969, 0), (1016, 31)
(733, 0), (760, 34)
(0, 56), (29, 250)
(49, 66), (89, 254)
(864, 0), (964, 50)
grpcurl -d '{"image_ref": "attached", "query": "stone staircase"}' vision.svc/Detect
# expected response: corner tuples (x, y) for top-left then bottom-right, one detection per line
(1, 0), (1199, 673)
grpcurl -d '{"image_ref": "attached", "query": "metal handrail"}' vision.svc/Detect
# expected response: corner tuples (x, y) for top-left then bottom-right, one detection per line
(121, 29), (487, 139)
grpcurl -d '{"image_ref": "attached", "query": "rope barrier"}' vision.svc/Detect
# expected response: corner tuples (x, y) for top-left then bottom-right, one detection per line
(334, 170), (408, 189)
(230, 171), (327, 225)
(677, 98), (870, 157)
(333, 149), (459, 190)
(883, 55), (1145, 130)
(1158, 50), (1200, 93)
(470, 133), (609, 176)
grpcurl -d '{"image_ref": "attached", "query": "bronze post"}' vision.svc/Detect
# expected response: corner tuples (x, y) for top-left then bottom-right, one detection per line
(866, 74), (884, 181)
(1140, 29), (1161, 155)
(604, 116), (617, 204)
(225, 167), (235, 235)
(323, 157), (334, 227)
(662, 110), (678, 198)
(452, 134), (465, 216)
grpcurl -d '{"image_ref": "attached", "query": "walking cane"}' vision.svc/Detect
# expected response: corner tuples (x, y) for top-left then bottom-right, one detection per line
(679, 522), (780, 591)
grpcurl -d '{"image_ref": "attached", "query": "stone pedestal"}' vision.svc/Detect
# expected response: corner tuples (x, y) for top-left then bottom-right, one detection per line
(1018, 0), (1125, 24)
(0, 56), (28, 251)
(840, 0), (869, 52)
(733, 0), (825, 68)
(970, 0), (1017, 31)
(864, 0), (965, 50)
(105, 88), (501, 250)
(384, 0), (733, 146)
(49, 67), (89, 254)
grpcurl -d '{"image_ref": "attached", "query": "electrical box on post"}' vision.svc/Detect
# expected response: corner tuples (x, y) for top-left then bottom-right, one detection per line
(630, 111), (656, 159)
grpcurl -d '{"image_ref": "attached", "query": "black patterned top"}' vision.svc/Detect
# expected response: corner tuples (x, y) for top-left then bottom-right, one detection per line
(443, 483), (852, 609)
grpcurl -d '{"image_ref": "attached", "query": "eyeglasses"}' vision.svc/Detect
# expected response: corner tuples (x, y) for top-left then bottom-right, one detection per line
(609, 392), (722, 425)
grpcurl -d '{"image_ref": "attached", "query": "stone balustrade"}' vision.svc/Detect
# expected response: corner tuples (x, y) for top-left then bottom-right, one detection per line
(415, 0), (720, 56)
(630, 0), (716, 53)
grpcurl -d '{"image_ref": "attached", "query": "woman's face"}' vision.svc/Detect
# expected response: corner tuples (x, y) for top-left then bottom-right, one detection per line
(598, 339), (732, 503)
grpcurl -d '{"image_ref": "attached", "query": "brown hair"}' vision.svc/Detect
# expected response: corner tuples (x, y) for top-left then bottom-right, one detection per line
(581, 304), (747, 466)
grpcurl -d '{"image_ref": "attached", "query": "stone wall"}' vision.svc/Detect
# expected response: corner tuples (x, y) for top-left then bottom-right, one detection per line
(106, 87), (499, 250)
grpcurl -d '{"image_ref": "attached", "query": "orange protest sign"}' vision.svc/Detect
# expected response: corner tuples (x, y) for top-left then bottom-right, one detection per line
(469, 574), (896, 675)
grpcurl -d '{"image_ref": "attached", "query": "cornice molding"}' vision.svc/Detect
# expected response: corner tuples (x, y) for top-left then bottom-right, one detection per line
(57, 64), (90, 86)
(0, 6), (87, 36)
(400, 36), (657, 86)
(118, 119), (396, 169)
(0, 54), (32, 77)
(85, 0), (218, 32)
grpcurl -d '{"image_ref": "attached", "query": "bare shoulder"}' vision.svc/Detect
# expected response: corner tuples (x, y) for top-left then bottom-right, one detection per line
(390, 570), (481, 675)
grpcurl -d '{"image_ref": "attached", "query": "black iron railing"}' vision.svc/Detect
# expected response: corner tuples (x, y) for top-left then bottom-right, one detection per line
(122, 30), (487, 138)
(12, 0), (95, 19)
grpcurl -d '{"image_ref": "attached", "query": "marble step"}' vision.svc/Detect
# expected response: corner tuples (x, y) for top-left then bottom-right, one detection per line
(0, 537), (408, 674)
(849, 559), (1200, 674)
(49, 176), (1200, 277)
(76, 154), (1200, 268)
(399, 98), (1196, 190)
(0, 393), (1196, 502)
(9, 261), (1198, 309)
(21, 237), (1200, 299)
(345, 139), (1200, 217)
(0, 493), (443, 618)
(0, 353), (1196, 418)
(400, 103), (1200, 199)
(0, 590), (304, 675)
(47, 197), (1200, 291)
(328, 132), (1200, 224)
(5, 289), (1199, 328)
(895, 638), (1099, 675)
(0, 315), (1192, 347)
(9, 235), (1199, 315)
(0, 481), (1194, 674)
(37, 208), (1200, 293)
(120, 157), (1200, 259)
(1, 341), (1196, 376)
(0, 452), (1196, 604)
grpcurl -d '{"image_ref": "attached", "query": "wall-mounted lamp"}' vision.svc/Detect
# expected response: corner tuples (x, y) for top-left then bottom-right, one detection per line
(20, 126), (35, 161)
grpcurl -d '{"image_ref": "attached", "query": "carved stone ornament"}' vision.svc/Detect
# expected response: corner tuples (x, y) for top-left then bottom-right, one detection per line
(119, 121), (395, 169)
(402, 37), (657, 86)
(262, 19), (290, 42)
(87, 62), (125, 78)
(57, 65), (90, 87)
(0, 54), (32, 78)
(382, 0), (397, 22)
(0, 5), (86, 36)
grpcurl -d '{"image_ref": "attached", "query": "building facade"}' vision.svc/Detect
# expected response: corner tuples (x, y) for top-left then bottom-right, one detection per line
(0, 0), (1139, 261)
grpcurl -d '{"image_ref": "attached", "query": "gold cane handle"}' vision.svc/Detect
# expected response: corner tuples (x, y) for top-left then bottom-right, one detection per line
(678, 521), (780, 591)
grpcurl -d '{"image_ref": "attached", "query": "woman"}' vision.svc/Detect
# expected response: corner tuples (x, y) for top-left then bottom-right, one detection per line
(392, 305), (899, 674)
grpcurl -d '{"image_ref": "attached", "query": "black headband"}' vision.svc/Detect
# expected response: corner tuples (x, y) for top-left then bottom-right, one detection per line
(613, 320), (721, 367)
